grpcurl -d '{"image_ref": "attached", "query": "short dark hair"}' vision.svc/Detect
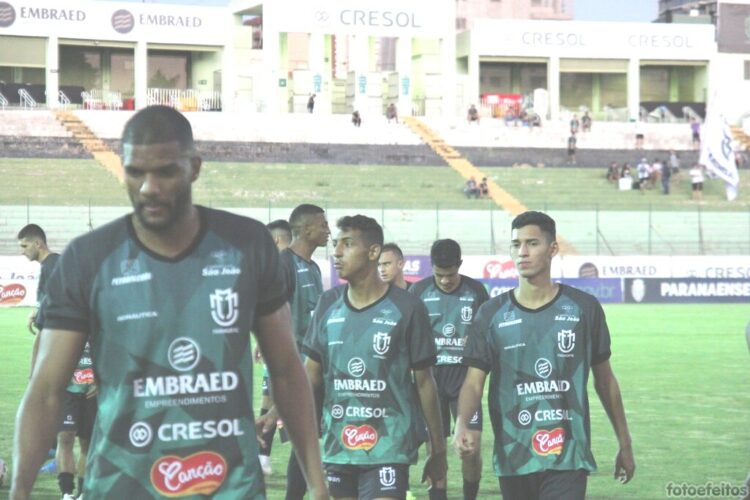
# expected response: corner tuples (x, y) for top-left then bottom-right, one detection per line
(17, 224), (46, 242)
(289, 204), (325, 235)
(267, 219), (292, 239)
(431, 239), (461, 268)
(511, 211), (556, 241)
(122, 105), (195, 151)
(381, 243), (404, 259)
(336, 215), (383, 247)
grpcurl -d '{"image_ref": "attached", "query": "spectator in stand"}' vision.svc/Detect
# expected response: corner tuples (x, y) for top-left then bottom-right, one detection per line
(689, 163), (705, 202)
(467, 104), (480, 124)
(307, 94), (315, 113)
(690, 118), (701, 149)
(464, 177), (480, 198)
(570, 114), (580, 135)
(581, 111), (592, 132)
(529, 112), (542, 129)
(504, 108), (518, 127)
(386, 102), (398, 124)
(621, 162), (632, 180)
(669, 150), (680, 175)
(636, 158), (651, 192)
(351, 110), (362, 127)
(479, 177), (489, 198)
(607, 162), (620, 183)
(567, 134), (577, 165)
(650, 158), (663, 187)
(661, 157), (672, 194)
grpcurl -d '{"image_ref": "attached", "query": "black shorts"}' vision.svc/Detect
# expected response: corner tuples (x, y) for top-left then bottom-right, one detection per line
(325, 463), (409, 500)
(434, 365), (482, 435)
(499, 469), (588, 500)
(692, 182), (703, 191)
(59, 391), (97, 440)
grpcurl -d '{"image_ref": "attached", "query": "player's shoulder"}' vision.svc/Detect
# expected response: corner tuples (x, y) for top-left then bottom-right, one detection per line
(65, 214), (130, 262)
(476, 290), (512, 320)
(559, 284), (602, 310)
(389, 284), (429, 315)
(409, 276), (433, 295)
(203, 206), (268, 240)
(460, 275), (489, 296)
(319, 285), (346, 308)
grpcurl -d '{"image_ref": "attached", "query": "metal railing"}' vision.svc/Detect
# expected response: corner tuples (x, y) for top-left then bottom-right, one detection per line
(18, 88), (37, 109)
(146, 88), (221, 111)
(58, 90), (71, 109)
(81, 89), (123, 110)
(0, 91), (7, 109)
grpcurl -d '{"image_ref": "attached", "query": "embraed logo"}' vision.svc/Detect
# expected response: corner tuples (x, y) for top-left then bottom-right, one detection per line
(111, 9), (134, 34)
(347, 357), (366, 377)
(168, 337), (200, 372)
(0, 2), (16, 28)
(534, 358), (552, 379)
(151, 451), (227, 497)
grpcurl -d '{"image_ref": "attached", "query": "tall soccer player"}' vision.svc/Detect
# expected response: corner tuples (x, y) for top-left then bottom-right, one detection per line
(12, 106), (328, 500)
(410, 239), (489, 500)
(279, 204), (330, 499)
(304, 215), (448, 499)
(454, 211), (635, 499)
(378, 242), (410, 290)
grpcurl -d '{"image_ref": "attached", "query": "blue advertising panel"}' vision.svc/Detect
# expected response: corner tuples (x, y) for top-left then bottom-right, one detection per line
(480, 278), (623, 303)
(624, 278), (750, 303)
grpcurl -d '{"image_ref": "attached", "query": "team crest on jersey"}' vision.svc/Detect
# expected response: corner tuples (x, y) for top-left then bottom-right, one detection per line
(210, 288), (238, 327)
(460, 306), (473, 322)
(151, 451), (227, 497)
(557, 330), (575, 354)
(373, 332), (391, 356)
(379, 466), (397, 488)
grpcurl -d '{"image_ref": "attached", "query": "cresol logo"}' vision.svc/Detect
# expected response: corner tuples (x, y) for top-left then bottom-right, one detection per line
(150, 451), (227, 496)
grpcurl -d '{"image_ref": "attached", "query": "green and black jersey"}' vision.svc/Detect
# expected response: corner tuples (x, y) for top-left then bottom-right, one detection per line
(303, 285), (436, 465)
(279, 248), (323, 349)
(66, 341), (94, 394)
(43, 206), (287, 499)
(410, 275), (489, 366)
(34, 252), (59, 329)
(463, 285), (612, 477)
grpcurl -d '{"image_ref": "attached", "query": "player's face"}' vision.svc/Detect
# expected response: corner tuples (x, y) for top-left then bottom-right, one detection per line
(510, 225), (558, 280)
(433, 264), (461, 294)
(123, 141), (200, 232)
(378, 250), (403, 283)
(306, 213), (330, 248)
(333, 229), (379, 280)
(18, 237), (40, 262)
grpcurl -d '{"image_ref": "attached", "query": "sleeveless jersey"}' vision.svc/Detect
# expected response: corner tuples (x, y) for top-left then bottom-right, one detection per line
(280, 248), (323, 349)
(303, 285), (436, 465)
(463, 285), (611, 477)
(410, 275), (489, 366)
(43, 207), (287, 499)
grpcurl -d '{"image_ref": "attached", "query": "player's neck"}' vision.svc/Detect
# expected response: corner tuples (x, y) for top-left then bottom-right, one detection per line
(394, 276), (408, 289)
(289, 239), (316, 261)
(515, 276), (558, 309)
(132, 206), (201, 258)
(347, 268), (389, 309)
(37, 248), (52, 263)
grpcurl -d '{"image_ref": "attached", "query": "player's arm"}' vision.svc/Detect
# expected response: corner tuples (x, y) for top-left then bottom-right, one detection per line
(254, 303), (328, 500)
(453, 366), (486, 458)
(413, 366), (448, 485)
(304, 357), (324, 425)
(12, 328), (86, 500)
(592, 359), (635, 484)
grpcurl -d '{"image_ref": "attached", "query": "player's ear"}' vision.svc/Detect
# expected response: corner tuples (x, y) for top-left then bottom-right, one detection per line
(370, 244), (382, 262)
(190, 156), (202, 182)
(549, 239), (559, 258)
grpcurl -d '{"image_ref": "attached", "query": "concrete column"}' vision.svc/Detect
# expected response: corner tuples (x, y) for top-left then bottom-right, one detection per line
(468, 33), (480, 115)
(592, 73), (601, 113)
(440, 35), (456, 118)
(45, 36), (59, 108)
(627, 57), (640, 121)
(134, 40), (148, 110)
(222, 43), (235, 112)
(395, 37), (412, 116)
(547, 55), (560, 121)
(309, 32), (328, 113)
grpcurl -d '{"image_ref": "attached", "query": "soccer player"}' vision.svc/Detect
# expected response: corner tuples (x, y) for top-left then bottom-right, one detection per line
(454, 211), (635, 499)
(268, 218), (292, 250)
(304, 215), (448, 500)
(12, 106), (328, 500)
(279, 204), (330, 499)
(410, 239), (489, 500)
(378, 242), (410, 290)
(17, 224), (60, 372)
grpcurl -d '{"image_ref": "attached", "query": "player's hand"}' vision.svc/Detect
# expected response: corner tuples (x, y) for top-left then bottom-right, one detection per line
(27, 313), (37, 335)
(614, 446), (635, 484)
(421, 447), (447, 485)
(453, 427), (479, 458)
(254, 407), (278, 448)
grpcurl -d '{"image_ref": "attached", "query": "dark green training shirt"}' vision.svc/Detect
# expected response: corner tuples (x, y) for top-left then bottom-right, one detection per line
(410, 275), (489, 366)
(303, 284), (436, 465)
(280, 248), (323, 349)
(43, 206), (287, 499)
(463, 285), (612, 477)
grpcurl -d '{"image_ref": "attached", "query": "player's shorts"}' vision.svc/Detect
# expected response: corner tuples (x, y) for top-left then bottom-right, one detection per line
(692, 182), (703, 191)
(434, 365), (482, 435)
(499, 469), (588, 500)
(325, 463), (409, 500)
(59, 391), (97, 440)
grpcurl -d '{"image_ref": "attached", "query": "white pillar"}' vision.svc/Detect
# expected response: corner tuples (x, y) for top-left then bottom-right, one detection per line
(262, 28), (282, 114)
(134, 40), (148, 110)
(468, 34), (480, 114)
(548, 55), (560, 121)
(45, 36), (59, 109)
(309, 32), (327, 113)
(350, 34), (369, 114)
(395, 37), (412, 117)
(627, 57), (640, 121)
(221, 44), (235, 112)
(440, 35), (456, 118)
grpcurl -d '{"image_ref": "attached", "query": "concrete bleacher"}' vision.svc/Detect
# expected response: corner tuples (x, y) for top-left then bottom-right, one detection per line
(0, 110), (72, 137)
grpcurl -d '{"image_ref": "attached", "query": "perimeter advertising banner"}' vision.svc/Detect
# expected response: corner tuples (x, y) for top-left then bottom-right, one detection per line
(624, 278), (750, 303)
(481, 279), (623, 304)
(0, 256), (39, 307)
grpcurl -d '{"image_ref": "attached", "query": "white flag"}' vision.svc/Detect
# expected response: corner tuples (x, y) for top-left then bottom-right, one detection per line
(699, 95), (740, 199)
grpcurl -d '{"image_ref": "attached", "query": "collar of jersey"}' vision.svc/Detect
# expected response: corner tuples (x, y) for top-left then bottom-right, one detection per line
(509, 283), (564, 313)
(126, 205), (208, 263)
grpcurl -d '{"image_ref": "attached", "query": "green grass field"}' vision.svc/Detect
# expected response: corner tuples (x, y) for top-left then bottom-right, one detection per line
(1, 158), (747, 211)
(1, 305), (748, 499)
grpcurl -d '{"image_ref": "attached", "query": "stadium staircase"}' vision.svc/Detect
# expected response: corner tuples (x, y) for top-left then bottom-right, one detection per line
(402, 116), (577, 255)
(54, 111), (124, 183)
(731, 127), (750, 150)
